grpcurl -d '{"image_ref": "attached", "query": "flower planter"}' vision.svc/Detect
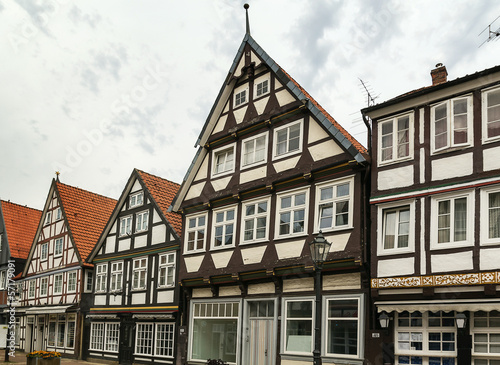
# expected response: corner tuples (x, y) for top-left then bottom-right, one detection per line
(26, 358), (61, 365)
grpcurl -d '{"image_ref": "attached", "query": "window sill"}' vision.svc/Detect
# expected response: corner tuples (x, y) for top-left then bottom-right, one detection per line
(430, 241), (474, 250)
(211, 170), (234, 180)
(239, 239), (267, 246)
(183, 249), (206, 256)
(272, 150), (302, 162)
(377, 247), (415, 256)
(378, 156), (414, 167)
(210, 245), (235, 252)
(274, 232), (308, 242)
(431, 144), (472, 156)
(241, 160), (267, 171)
(314, 226), (353, 234)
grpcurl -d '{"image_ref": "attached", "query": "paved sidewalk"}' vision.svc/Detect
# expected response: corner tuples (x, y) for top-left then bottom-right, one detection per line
(0, 350), (105, 365)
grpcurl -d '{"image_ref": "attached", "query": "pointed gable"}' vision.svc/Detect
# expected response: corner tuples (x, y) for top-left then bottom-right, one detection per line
(0, 200), (42, 259)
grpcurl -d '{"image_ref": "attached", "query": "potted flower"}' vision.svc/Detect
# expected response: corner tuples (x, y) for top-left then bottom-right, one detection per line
(26, 351), (61, 365)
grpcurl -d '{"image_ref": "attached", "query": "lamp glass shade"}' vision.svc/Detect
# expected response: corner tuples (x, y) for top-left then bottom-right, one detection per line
(379, 312), (390, 328)
(309, 231), (332, 265)
(455, 313), (467, 329)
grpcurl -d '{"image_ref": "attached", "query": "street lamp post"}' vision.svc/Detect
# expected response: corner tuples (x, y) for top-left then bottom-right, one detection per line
(308, 231), (331, 365)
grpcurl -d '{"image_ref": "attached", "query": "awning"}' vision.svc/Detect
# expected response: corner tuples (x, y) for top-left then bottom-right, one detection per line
(24, 305), (73, 315)
(375, 299), (500, 313)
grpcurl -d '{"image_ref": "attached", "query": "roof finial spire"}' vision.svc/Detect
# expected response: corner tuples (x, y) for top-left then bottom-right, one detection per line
(244, 4), (250, 35)
(55, 171), (60, 182)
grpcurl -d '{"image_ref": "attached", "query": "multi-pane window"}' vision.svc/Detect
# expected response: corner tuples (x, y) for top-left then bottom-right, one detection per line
(317, 178), (353, 231)
(472, 311), (500, 364)
(136, 211), (149, 232)
(57, 315), (66, 347)
(255, 79), (269, 97)
(242, 199), (269, 243)
(242, 133), (267, 167)
(274, 120), (302, 158)
(45, 212), (51, 225)
(432, 193), (472, 248)
(379, 113), (412, 163)
(431, 95), (472, 152)
(110, 262), (123, 291)
(213, 146), (235, 176)
(48, 314), (75, 348)
(212, 207), (236, 249)
(41, 242), (48, 261)
(95, 264), (107, 292)
(120, 216), (132, 236)
(186, 214), (206, 252)
(28, 280), (35, 298)
(48, 317), (56, 347)
(68, 271), (77, 293)
(136, 323), (154, 355)
(130, 191), (144, 208)
(66, 315), (76, 348)
(90, 322), (105, 350)
(326, 297), (362, 357)
(483, 87), (500, 141)
(132, 258), (147, 290)
(277, 190), (307, 237)
(0, 271), (5, 290)
(159, 253), (175, 288)
(54, 274), (63, 294)
(55, 208), (62, 220)
(85, 271), (93, 292)
(234, 89), (247, 107)
(191, 301), (239, 363)
(105, 323), (120, 352)
(383, 206), (410, 250)
(40, 277), (48, 296)
(90, 322), (119, 352)
(283, 299), (313, 354)
(54, 237), (63, 257)
(482, 188), (500, 244)
(156, 323), (175, 357)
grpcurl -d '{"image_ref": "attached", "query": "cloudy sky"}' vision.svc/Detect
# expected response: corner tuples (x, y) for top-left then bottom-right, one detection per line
(1, 0), (499, 209)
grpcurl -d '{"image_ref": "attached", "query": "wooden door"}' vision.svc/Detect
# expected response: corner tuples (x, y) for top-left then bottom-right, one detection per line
(246, 300), (275, 365)
(119, 319), (134, 365)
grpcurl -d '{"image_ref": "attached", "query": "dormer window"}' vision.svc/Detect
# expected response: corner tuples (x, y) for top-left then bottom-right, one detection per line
(212, 144), (235, 177)
(130, 192), (144, 208)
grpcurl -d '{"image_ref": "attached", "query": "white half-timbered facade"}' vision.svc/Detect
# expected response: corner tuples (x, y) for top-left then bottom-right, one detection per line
(363, 64), (500, 365)
(172, 29), (370, 365)
(85, 169), (182, 365)
(16, 178), (116, 358)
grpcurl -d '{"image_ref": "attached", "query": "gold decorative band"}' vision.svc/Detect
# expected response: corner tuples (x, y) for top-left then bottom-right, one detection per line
(372, 272), (500, 288)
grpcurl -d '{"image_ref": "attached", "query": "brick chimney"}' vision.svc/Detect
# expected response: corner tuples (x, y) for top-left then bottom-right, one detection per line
(431, 63), (448, 85)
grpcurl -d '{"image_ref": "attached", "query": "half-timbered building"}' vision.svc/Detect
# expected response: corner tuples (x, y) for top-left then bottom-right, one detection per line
(172, 27), (370, 365)
(16, 178), (116, 358)
(363, 64), (500, 365)
(85, 169), (182, 365)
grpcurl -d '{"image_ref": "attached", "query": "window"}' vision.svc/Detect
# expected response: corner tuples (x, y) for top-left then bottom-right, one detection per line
(274, 120), (303, 158)
(85, 271), (93, 293)
(395, 311), (456, 365)
(234, 87), (248, 107)
(185, 214), (206, 253)
(28, 280), (35, 299)
(66, 315), (76, 348)
(57, 315), (66, 347)
(136, 323), (154, 355)
(41, 242), (48, 261)
(276, 189), (308, 238)
(105, 323), (120, 352)
(431, 192), (473, 248)
(119, 216), (132, 236)
(255, 78), (269, 98)
(191, 301), (239, 363)
(481, 186), (500, 245)
(48, 316), (56, 347)
(242, 198), (269, 243)
(472, 311), (500, 364)
(68, 271), (77, 293)
(325, 296), (363, 358)
(283, 298), (313, 354)
(54, 274), (63, 294)
(90, 322), (105, 350)
(0, 234), (2, 252)
(90, 321), (119, 352)
(431, 95), (472, 152)
(110, 261), (123, 291)
(242, 132), (267, 168)
(95, 264), (107, 293)
(45, 212), (51, 225)
(159, 253), (175, 288)
(0, 271), (5, 290)
(316, 178), (354, 231)
(40, 277), (48, 296)
(482, 86), (500, 142)
(136, 211), (149, 232)
(379, 113), (413, 164)
(378, 201), (415, 255)
(54, 237), (63, 257)
(155, 323), (174, 357)
(55, 208), (62, 220)
(212, 145), (235, 177)
(130, 191), (144, 208)
(212, 206), (236, 249)
(132, 257), (147, 290)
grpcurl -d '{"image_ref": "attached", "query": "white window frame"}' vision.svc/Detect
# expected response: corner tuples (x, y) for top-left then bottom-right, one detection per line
(481, 185), (500, 245)
(53, 274), (63, 295)
(135, 322), (154, 355)
(482, 85), (500, 143)
(158, 253), (176, 288)
(90, 321), (119, 352)
(40, 277), (48, 297)
(55, 208), (62, 221)
(119, 215), (132, 237)
(28, 280), (36, 299)
(273, 119), (303, 160)
(211, 205), (237, 250)
(67, 271), (77, 293)
(90, 322), (105, 351)
(84, 271), (93, 293)
(275, 188), (309, 239)
(45, 211), (52, 225)
(323, 294), (365, 360)
(471, 311), (500, 363)
(110, 261), (123, 292)
(155, 323), (175, 357)
(241, 197), (271, 244)
(105, 322), (120, 352)
(130, 191), (144, 208)
(41, 242), (48, 261)
(234, 84), (249, 108)
(254, 74), (270, 99)
(136, 210), (149, 232)
(54, 237), (63, 257)
(315, 177), (354, 233)
(282, 297), (315, 356)
(431, 95), (473, 153)
(377, 200), (416, 256)
(211, 143), (236, 178)
(0, 271), (6, 290)
(185, 213), (207, 254)
(95, 263), (107, 293)
(430, 190), (474, 250)
(378, 112), (414, 165)
(132, 257), (148, 290)
(241, 132), (268, 169)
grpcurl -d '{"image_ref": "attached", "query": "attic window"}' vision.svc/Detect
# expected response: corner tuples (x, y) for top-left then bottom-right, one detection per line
(130, 192), (144, 208)
(235, 90), (247, 107)
(212, 144), (236, 178)
(44, 212), (52, 225)
(55, 208), (62, 221)
(254, 74), (270, 99)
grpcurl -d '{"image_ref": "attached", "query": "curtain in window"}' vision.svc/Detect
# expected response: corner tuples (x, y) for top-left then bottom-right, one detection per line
(489, 192), (500, 239)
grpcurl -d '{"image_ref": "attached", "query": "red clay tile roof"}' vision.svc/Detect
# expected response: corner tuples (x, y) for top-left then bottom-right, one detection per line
(136, 169), (182, 237)
(56, 181), (117, 262)
(1, 200), (42, 260)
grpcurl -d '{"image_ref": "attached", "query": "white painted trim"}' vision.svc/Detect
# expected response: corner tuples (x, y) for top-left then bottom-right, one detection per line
(211, 204), (238, 251)
(480, 184), (500, 246)
(272, 119), (304, 161)
(377, 111), (414, 166)
(211, 142), (237, 179)
(240, 196), (271, 245)
(184, 212), (208, 254)
(376, 199), (416, 256)
(240, 131), (269, 170)
(481, 85), (500, 144)
(275, 186), (310, 240)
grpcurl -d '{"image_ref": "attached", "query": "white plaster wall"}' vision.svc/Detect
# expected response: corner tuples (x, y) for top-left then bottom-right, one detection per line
(213, 114), (228, 134)
(480, 247), (500, 270)
(378, 165), (414, 190)
(309, 140), (343, 161)
(323, 272), (361, 291)
(282, 360), (312, 365)
(94, 295), (106, 305)
(234, 106), (248, 124)
(192, 288), (212, 298)
(212, 177), (231, 191)
(152, 224), (166, 245)
(185, 182), (206, 200)
(248, 282), (275, 295)
(132, 292), (146, 305)
(118, 238), (131, 252)
(324, 232), (350, 252)
(109, 295), (121, 306)
(55, 220), (64, 234)
(131, 180), (142, 192)
(110, 221), (117, 234)
(105, 236), (115, 253)
(483, 146), (500, 171)
(153, 209), (162, 224)
(431, 251), (473, 273)
(419, 108), (425, 144)
(283, 277), (313, 293)
(308, 120), (330, 143)
(276, 89), (295, 107)
(194, 155), (209, 182)
(184, 255), (204, 273)
(66, 294), (76, 303)
(219, 286), (240, 297)
(134, 234), (147, 248)
(241, 246), (266, 265)
(419, 148), (425, 184)
(275, 239), (304, 259)
(275, 79), (283, 90)
(273, 156), (300, 173)
(211, 251), (233, 269)
(254, 97), (269, 115)
(432, 153), (473, 181)
(240, 167), (267, 184)
(157, 290), (174, 303)
(378, 257), (415, 277)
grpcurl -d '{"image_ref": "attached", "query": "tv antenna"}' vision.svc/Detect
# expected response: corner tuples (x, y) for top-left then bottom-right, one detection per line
(479, 15), (500, 47)
(358, 78), (379, 107)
